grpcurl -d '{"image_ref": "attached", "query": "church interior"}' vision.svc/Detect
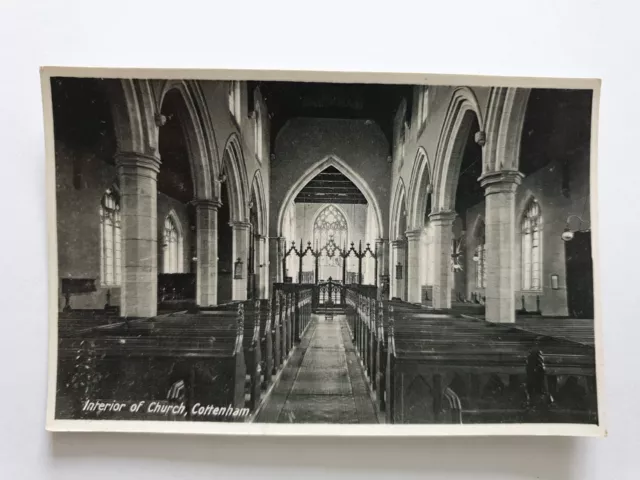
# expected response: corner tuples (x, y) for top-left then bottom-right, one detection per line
(51, 76), (597, 425)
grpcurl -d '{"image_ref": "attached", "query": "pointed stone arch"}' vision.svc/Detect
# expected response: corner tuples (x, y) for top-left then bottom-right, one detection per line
(407, 146), (432, 230)
(251, 170), (268, 236)
(276, 155), (383, 238)
(389, 177), (407, 240)
(222, 133), (250, 223)
(483, 87), (531, 173)
(432, 87), (485, 213)
(156, 80), (217, 201)
(107, 79), (158, 157)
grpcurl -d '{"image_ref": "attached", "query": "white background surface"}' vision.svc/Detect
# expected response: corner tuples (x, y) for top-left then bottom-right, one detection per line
(0, 1), (637, 478)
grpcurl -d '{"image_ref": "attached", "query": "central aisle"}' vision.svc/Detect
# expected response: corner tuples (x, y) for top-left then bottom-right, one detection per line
(255, 314), (379, 424)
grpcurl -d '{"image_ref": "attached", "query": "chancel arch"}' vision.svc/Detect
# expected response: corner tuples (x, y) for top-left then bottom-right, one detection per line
(276, 155), (382, 240)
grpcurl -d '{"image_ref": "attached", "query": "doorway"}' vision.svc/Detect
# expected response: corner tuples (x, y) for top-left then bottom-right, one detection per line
(564, 231), (594, 318)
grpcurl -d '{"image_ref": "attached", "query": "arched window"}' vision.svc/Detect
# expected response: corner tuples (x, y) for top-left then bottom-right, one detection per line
(100, 188), (121, 286)
(314, 205), (348, 281)
(162, 213), (183, 274)
(521, 199), (542, 290)
(228, 81), (241, 123)
(474, 221), (486, 289)
(314, 204), (348, 248)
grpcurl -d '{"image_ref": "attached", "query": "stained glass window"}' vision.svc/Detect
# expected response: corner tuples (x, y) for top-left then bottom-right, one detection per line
(100, 188), (121, 286)
(163, 213), (183, 274)
(521, 199), (542, 290)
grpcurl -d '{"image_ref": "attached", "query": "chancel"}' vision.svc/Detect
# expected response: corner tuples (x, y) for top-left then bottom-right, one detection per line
(51, 76), (597, 426)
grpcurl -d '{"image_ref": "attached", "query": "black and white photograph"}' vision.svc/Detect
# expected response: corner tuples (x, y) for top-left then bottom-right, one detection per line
(43, 68), (603, 436)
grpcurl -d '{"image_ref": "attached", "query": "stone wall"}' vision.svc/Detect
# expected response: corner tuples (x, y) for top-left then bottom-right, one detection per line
(463, 152), (591, 316)
(270, 117), (390, 238)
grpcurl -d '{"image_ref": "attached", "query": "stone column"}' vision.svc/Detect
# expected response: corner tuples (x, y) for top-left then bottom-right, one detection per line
(268, 236), (285, 296)
(256, 234), (268, 299)
(231, 221), (251, 301)
(374, 238), (387, 288)
(480, 170), (524, 323)
(391, 239), (406, 300)
(405, 229), (422, 303)
(116, 152), (161, 318)
(429, 211), (457, 309)
(195, 199), (221, 307)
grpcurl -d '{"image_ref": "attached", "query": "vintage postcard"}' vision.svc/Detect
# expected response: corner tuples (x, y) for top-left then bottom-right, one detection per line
(42, 67), (605, 436)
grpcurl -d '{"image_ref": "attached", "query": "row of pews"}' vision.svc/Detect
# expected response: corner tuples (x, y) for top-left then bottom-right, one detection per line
(56, 286), (313, 421)
(345, 287), (598, 425)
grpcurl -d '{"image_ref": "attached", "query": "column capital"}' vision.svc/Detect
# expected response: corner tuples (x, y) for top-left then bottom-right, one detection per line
(428, 211), (457, 225)
(115, 151), (161, 175)
(479, 170), (524, 195)
(230, 220), (252, 230)
(194, 198), (223, 210)
(405, 229), (422, 240)
(391, 239), (406, 248)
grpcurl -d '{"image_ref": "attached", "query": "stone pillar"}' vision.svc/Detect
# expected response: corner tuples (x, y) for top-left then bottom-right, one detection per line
(256, 234), (268, 299)
(195, 199), (221, 307)
(268, 236), (284, 296)
(116, 152), (161, 318)
(231, 221), (251, 301)
(374, 238), (387, 288)
(480, 170), (524, 323)
(405, 229), (422, 303)
(429, 211), (457, 309)
(391, 239), (406, 300)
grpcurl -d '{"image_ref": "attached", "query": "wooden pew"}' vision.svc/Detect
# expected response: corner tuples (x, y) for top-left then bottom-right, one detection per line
(58, 310), (125, 338)
(383, 307), (597, 424)
(56, 305), (247, 421)
(197, 302), (262, 411)
(515, 317), (595, 346)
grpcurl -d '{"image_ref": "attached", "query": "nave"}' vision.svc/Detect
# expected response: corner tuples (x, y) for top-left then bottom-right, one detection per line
(56, 281), (597, 425)
(51, 76), (598, 425)
(255, 314), (378, 424)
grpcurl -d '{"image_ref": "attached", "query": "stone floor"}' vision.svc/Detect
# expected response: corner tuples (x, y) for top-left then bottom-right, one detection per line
(255, 314), (378, 424)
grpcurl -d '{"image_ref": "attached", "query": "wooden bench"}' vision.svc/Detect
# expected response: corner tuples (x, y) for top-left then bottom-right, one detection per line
(515, 317), (595, 346)
(198, 301), (265, 410)
(383, 307), (597, 424)
(56, 304), (247, 421)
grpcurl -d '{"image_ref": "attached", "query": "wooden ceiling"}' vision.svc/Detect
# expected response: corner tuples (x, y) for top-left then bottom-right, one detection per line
(295, 166), (367, 205)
